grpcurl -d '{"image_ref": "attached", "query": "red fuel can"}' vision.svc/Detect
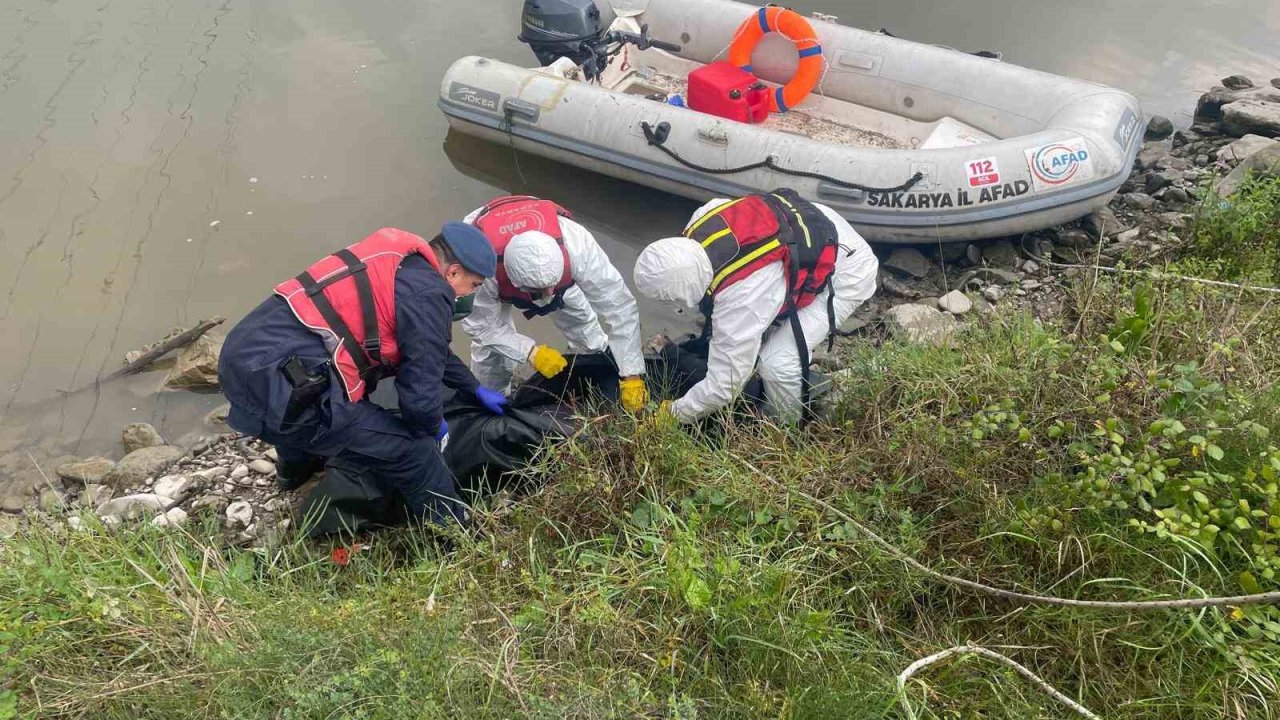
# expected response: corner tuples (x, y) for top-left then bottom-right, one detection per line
(686, 62), (771, 124)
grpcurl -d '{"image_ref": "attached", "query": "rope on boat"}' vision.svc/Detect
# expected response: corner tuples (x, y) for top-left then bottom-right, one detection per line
(640, 120), (925, 194)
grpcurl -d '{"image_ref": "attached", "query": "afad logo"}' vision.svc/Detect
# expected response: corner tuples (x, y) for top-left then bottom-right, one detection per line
(1030, 144), (1090, 186)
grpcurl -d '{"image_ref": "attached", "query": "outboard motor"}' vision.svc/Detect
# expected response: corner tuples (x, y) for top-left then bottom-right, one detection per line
(519, 0), (607, 67)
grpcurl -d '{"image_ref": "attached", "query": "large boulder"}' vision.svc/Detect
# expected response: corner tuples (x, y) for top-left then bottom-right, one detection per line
(1216, 134), (1279, 163)
(122, 423), (165, 453)
(164, 334), (223, 389)
(1215, 144), (1280, 197)
(102, 445), (184, 489)
(886, 304), (957, 345)
(55, 457), (116, 485)
(1221, 100), (1280, 138)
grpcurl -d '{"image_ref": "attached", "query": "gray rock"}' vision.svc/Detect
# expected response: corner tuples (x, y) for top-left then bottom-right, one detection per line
(937, 290), (972, 315)
(81, 484), (113, 509)
(2, 491), (30, 513)
(1221, 100), (1280, 138)
(1055, 228), (1093, 248)
(980, 240), (1020, 269)
(1136, 139), (1173, 170)
(265, 448), (279, 462)
(964, 244), (983, 266)
(1021, 259), (1041, 274)
(960, 267), (1020, 288)
(1195, 154), (1212, 167)
(1143, 173), (1173, 195)
(230, 464), (250, 480)
(153, 474), (192, 500)
(1222, 75), (1254, 91)
(1159, 187), (1191, 204)
(102, 445), (184, 489)
(122, 423), (166, 454)
(880, 273), (922, 299)
(96, 493), (168, 521)
(248, 459), (276, 476)
(1084, 207), (1128, 238)
(1196, 87), (1240, 122)
(0, 514), (22, 536)
(192, 494), (231, 517)
(1216, 143), (1280, 196)
(1021, 279), (1042, 291)
(205, 404), (231, 433)
(886, 304), (957, 345)
(1112, 227), (1142, 244)
(883, 247), (931, 279)
(39, 488), (67, 513)
(1216, 134), (1279, 163)
(1163, 156), (1191, 172)
(1120, 193), (1158, 211)
(226, 500), (254, 527)
(55, 457), (116, 485)
(982, 286), (1004, 303)
(1144, 115), (1174, 141)
(164, 334), (223, 389)
(1172, 128), (1201, 147)
(1274, 78), (1280, 90)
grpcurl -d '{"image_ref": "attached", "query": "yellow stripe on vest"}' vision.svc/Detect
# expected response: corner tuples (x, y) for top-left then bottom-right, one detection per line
(708, 239), (782, 292)
(772, 193), (812, 250)
(687, 198), (746, 235)
(700, 226), (734, 248)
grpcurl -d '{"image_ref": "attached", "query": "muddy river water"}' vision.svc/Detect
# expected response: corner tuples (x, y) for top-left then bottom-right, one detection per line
(1, 0), (1278, 485)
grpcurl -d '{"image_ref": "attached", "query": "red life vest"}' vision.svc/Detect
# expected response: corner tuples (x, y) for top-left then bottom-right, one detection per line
(274, 228), (441, 403)
(683, 188), (838, 318)
(473, 196), (576, 318)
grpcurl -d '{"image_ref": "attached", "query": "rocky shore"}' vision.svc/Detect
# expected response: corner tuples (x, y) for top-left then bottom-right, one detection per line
(2, 74), (1278, 542)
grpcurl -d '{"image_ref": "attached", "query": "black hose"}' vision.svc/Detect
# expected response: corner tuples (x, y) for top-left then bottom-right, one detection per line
(640, 121), (924, 194)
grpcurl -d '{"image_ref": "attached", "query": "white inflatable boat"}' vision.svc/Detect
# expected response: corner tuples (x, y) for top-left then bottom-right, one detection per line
(439, 0), (1144, 244)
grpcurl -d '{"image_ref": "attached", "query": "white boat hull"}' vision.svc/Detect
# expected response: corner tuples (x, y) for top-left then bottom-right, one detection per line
(439, 0), (1144, 244)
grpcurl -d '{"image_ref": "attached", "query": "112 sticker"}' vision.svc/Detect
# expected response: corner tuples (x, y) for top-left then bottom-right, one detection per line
(965, 157), (1001, 188)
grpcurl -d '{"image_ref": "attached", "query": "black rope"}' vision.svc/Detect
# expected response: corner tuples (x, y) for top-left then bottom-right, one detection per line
(640, 121), (924, 194)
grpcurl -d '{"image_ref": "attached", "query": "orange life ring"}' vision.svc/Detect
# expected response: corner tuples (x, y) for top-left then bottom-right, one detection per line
(728, 5), (824, 113)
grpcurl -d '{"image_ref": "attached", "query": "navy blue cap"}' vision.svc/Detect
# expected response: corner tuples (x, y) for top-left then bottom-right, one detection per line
(439, 221), (497, 278)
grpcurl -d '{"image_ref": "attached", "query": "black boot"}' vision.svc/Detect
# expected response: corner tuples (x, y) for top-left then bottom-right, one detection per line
(277, 456), (325, 492)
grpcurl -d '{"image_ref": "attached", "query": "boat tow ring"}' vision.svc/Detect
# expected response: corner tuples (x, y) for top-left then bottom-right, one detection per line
(728, 5), (824, 113)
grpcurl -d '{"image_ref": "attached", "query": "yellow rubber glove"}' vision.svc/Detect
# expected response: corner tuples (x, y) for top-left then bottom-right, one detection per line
(619, 376), (649, 413)
(529, 345), (568, 379)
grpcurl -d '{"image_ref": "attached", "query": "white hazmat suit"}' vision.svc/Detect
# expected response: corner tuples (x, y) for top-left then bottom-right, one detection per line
(634, 198), (878, 424)
(462, 208), (646, 391)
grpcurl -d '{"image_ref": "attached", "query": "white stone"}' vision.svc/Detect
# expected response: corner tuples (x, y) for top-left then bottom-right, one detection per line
(153, 474), (191, 500)
(886, 304), (958, 345)
(1216, 134), (1278, 163)
(96, 493), (168, 520)
(936, 290), (973, 316)
(249, 459), (276, 475)
(230, 464), (249, 480)
(67, 516), (84, 531)
(983, 287), (1004, 303)
(226, 500), (254, 527)
(151, 508), (189, 528)
(193, 467), (227, 480)
(265, 448), (278, 462)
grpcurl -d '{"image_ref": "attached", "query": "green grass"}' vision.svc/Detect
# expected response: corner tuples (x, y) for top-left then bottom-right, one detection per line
(4, 271), (1280, 718)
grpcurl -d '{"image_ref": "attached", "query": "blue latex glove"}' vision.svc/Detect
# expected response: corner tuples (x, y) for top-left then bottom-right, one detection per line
(475, 386), (509, 415)
(434, 419), (449, 443)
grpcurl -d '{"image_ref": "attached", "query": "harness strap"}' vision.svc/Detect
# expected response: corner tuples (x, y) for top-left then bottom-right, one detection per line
(294, 254), (382, 396)
(336, 249), (382, 369)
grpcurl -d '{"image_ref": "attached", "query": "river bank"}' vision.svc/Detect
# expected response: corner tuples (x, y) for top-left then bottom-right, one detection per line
(3, 74), (1280, 539)
(3, 76), (1280, 718)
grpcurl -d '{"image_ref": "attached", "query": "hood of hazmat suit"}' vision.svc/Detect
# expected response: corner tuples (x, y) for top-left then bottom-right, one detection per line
(632, 236), (713, 310)
(504, 231), (565, 289)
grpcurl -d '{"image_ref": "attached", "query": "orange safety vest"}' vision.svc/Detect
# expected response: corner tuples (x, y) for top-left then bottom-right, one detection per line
(274, 228), (441, 403)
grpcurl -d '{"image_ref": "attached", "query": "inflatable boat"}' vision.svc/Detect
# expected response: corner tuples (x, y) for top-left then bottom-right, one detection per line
(438, 0), (1145, 244)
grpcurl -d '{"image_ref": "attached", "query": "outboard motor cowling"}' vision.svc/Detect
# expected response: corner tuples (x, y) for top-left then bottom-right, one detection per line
(519, 0), (607, 66)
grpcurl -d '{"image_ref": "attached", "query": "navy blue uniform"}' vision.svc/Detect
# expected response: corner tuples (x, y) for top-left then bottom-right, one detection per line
(219, 254), (479, 526)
